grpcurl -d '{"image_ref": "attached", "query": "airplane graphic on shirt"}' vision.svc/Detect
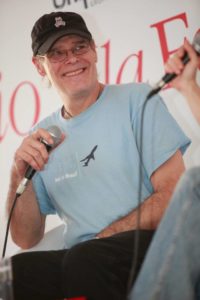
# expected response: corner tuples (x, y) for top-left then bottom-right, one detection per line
(80, 145), (98, 167)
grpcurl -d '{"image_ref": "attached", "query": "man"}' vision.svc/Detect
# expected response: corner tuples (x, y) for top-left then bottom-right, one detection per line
(130, 38), (200, 300)
(6, 11), (189, 300)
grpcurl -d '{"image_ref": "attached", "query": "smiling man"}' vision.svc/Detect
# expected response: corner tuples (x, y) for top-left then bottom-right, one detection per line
(6, 11), (190, 300)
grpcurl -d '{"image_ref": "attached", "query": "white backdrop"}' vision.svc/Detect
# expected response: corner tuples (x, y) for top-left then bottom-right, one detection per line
(1, 0), (200, 256)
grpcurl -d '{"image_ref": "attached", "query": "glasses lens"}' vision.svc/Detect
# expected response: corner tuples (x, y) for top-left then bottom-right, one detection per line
(74, 43), (90, 55)
(47, 41), (90, 63)
(47, 50), (65, 62)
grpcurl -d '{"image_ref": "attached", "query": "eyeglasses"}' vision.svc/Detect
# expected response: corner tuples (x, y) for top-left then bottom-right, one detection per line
(38, 41), (91, 63)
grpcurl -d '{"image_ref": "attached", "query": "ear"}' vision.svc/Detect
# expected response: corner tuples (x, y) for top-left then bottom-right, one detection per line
(32, 56), (46, 76)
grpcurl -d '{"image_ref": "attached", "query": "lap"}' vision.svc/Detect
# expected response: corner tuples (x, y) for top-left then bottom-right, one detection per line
(12, 230), (154, 300)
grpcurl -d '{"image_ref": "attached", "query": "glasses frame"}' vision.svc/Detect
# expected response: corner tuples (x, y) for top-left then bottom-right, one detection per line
(37, 40), (91, 63)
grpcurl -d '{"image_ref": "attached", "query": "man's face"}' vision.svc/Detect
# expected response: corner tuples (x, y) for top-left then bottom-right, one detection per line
(39, 35), (98, 98)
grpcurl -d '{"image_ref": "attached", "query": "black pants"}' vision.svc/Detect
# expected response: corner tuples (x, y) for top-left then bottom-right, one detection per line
(12, 230), (154, 300)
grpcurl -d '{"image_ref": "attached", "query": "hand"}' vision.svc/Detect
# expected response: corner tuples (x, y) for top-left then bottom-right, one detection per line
(165, 38), (200, 92)
(96, 217), (131, 239)
(14, 128), (56, 177)
(96, 226), (118, 239)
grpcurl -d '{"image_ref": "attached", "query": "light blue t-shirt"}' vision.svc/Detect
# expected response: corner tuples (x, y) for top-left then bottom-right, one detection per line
(32, 83), (190, 248)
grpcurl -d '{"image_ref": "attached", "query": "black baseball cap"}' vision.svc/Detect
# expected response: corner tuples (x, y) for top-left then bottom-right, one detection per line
(31, 11), (92, 56)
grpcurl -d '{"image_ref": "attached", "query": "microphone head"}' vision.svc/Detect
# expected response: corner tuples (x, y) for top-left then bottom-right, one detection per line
(47, 125), (62, 147)
(192, 32), (200, 55)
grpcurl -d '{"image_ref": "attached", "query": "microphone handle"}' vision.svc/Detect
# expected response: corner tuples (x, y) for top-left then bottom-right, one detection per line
(162, 51), (190, 84)
(24, 166), (36, 181)
(147, 51), (191, 99)
(16, 141), (53, 195)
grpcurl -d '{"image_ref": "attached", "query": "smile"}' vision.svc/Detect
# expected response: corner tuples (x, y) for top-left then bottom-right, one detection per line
(62, 68), (86, 77)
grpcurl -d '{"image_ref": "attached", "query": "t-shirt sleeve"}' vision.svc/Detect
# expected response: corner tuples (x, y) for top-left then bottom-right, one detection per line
(32, 172), (56, 215)
(132, 87), (191, 178)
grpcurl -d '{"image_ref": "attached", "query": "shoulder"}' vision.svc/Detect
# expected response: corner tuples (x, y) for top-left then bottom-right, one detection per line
(106, 82), (151, 94)
(106, 82), (155, 105)
(105, 82), (166, 117)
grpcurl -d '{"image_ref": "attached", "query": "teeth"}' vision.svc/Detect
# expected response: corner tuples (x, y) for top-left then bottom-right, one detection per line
(64, 68), (84, 77)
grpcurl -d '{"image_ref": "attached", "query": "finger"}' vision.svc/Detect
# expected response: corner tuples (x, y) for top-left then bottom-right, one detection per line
(27, 127), (55, 159)
(183, 38), (199, 66)
(32, 128), (54, 143)
(14, 155), (28, 176)
(30, 139), (49, 163)
(165, 45), (185, 71)
(167, 55), (184, 74)
(15, 135), (50, 171)
(22, 136), (49, 162)
(15, 145), (45, 171)
(24, 145), (47, 170)
(176, 45), (185, 60)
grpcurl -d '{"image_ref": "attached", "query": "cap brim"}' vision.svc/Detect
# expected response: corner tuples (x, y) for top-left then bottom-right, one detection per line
(37, 30), (92, 55)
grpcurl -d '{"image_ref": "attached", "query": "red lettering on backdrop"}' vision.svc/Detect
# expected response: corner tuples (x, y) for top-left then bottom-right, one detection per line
(0, 72), (8, 142)
(10, 81), (40, 136)
(151, 13), (188, 63)
(101, 40), (143, 84)
(116, 50), (143, 84)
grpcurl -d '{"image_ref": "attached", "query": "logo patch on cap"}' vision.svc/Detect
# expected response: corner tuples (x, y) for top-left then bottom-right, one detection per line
(54, 17), (66, 28)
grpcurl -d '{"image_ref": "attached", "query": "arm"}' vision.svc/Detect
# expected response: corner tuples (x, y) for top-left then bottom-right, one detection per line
(165, 39), (200, 123)
(97, 150), (185, 238)
(6, 128), (55, 249)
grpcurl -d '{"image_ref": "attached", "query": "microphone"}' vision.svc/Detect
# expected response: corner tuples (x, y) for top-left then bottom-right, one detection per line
(16, 125), (62, 196)
(147, 32), (200, 99)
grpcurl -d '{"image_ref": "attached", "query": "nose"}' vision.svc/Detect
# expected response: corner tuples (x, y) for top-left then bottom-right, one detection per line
(64, 50), (78, 64)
